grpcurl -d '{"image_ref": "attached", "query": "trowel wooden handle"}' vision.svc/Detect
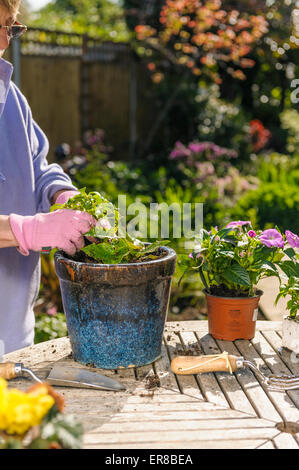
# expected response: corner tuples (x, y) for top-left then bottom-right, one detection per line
(171, 355), (240, 375)
(0, 362), (17, 380)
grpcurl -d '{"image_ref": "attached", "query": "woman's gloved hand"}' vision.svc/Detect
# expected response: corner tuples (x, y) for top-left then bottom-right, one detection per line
(9, 210), (96, 256)
(55, 190), (80, 205)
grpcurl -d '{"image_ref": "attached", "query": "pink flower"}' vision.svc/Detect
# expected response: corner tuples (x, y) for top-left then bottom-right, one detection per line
(285, 230), (299, 249)
(169, 141), (191, 159)
(47, 306), (58, 316)
(188, 253), (194, 259)
(259, 229), (285, 248)
(188, 142), (207, 153)
(248, 230), (257, 238)
(226, 221), (252, 228)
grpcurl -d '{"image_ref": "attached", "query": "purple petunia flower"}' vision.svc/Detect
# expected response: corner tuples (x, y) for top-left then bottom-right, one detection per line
(188, 142), (207, 154)
(226, 221), (252, 228)
(285, 230), (299, 249)
(248, 230), (257, 238)
(188, 253), (194, 259)
(169, 141), (191, 159)
(259, 229), (285, 248)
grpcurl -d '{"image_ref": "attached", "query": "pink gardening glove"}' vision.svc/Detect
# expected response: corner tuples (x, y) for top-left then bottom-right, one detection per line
(55, 190), (80, 205)
(9, 210), (96, 256)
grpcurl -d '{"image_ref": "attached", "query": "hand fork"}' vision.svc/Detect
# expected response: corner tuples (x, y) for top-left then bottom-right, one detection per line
(171, 352), (299, 392)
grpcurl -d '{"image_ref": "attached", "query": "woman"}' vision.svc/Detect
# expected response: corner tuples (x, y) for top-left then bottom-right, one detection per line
(0, 0), (95, 354)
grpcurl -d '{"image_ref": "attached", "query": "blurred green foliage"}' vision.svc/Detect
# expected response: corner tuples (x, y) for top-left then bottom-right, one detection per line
(29, 0), (131, 41)
(230, 182), (299, 234)
(281, 109), (299, 155)
(34, 313), (68, 344)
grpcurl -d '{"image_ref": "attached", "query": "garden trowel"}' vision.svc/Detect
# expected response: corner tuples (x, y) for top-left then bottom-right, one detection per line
(0, 361), (126, 391)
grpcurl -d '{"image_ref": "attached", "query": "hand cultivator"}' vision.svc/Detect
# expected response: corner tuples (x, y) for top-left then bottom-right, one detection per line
(171, 352), (299, 392)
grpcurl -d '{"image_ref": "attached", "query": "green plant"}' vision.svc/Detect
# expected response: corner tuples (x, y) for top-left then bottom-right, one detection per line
(34, 313), (68, 344)
(275, 239), (299, 319)
(180, 221), (287, 297)
(230, 182), (299, 233)
(51, 188), (168, 264)
(276, 275), (299, 320)
(29, 0), (131, 42)
(280, 109), (299, 156)
(255, 152), (299, 185)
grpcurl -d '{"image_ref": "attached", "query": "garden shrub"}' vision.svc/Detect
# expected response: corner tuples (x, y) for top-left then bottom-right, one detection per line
(256, 152), (299, 185)
(230, 182), (299, 233)
(280, 109), (299, 156)
(34, 313), (67, 344)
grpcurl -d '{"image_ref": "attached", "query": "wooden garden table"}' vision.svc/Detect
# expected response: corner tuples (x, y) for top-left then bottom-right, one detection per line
(4, 321), (299, 449)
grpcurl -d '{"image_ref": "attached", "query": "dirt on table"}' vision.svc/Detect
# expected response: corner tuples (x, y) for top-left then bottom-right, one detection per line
(174, 342), (202, 356)
(145, 374), (161, 390)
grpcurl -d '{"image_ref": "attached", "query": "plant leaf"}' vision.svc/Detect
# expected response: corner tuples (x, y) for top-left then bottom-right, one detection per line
(279, 260), (299, 278)
(284, 247), (296, 260)
(222, 263), (251, 287)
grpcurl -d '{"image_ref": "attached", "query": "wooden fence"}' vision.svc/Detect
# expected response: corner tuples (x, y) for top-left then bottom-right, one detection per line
(5, 28), (156, 162)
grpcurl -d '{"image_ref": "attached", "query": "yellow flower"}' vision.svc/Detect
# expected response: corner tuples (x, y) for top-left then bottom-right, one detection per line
(0, 378), (55, 436)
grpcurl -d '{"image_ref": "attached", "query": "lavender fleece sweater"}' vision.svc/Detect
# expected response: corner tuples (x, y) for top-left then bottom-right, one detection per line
(0, 57), (76, 354)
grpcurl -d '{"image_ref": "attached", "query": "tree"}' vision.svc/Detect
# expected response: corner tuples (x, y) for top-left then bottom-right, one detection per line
(29, 0), (131, 41)
(126, 0), (268, 84)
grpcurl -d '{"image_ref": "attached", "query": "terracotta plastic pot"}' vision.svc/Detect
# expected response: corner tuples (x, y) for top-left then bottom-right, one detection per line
(204, 289), (263, 341)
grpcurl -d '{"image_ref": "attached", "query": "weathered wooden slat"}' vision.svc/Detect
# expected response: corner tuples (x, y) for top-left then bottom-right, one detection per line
(116, 401), (221, 413)
(69, 409), (253, 421)
(273, 432), (299, 449)
(216, 339), (282, 422)
(62, 389), (204, 403)
(198, 334), (257, 416)
(83, 427), (279, 445)
(65, 400), (221, 414)
(250, 331), (299, 418)
(80, 414), (264, 433)
(153, 344), (181, 393)
(3, 337), (72, 366)
(87, 417), (275, 433)
(235, 337), (299, 424)
(83, 439), (268, 449)
(256, 440), (276, 449)
(164, 332), (205, 400)
(261, 330), (299, 376)
(165, 321), (282, 333)
(179, 331), (230, 409)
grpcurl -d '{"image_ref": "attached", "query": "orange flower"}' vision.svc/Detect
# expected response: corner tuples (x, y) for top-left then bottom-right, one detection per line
(152, 72), (164, 83)
(147, 62), (156, 71)
(249, 119), (271, 152)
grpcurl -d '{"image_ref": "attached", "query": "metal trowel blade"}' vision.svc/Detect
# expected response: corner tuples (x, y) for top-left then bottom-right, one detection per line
(46, 363), (126, 391)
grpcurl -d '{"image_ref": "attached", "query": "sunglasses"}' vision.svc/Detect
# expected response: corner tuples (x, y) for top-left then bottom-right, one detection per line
(0, 21), (27, 39)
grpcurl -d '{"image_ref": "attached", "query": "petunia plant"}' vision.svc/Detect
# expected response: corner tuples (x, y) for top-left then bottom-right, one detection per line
(180, 221), (298, 298)
(274, 230), (299, 320)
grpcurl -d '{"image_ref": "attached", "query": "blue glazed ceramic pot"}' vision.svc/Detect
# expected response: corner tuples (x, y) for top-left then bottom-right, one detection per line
(54, 247), (177, 369)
